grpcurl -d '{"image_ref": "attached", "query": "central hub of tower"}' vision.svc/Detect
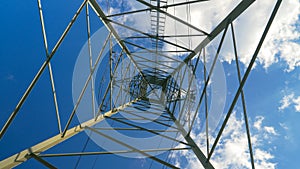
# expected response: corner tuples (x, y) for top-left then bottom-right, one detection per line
(129, 68), (180, 111)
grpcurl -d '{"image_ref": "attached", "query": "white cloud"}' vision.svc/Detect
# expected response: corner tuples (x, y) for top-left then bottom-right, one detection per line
(99, 0), (300, 72)
(164, 0), (300, 71)
(221, 0), (300, 71)
(134, 0), (298, 72)
(279, 122), (291, 141)
(278, 93), (295, 110)
(254, 149), (276, 169)
(278, 92), (300, 112)
(292, 96), (300, 112)
(264, 126), (278, 136)
(279, 41), (300, 72)
(170, 112), (278, 169)
(254, 116), (264, 130)
(279, 122), (288, 130)
(163, 0), (241, 53)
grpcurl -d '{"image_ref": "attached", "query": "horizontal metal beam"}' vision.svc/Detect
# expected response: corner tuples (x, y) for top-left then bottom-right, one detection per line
(106, 19), (193, 52)
(107, 116), (188, 146)
(40, 147), (190, 157)
(160, 0), (209, 8)
(124, 34), (205, 39)
(27, 153), (57, 169)
(123, 40), (184, 63)
(131, 54), (177, 69)
(92, 128), (178, 132)
(119, 110), (177, 129)
(87, 126), (180, 169)
(137, 0), (209, 35)
(107, 8), (150, 17)
(107, 0), (209, 17)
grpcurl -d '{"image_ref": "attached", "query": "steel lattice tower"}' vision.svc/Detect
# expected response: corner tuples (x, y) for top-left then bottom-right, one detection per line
(0, 0), (282, 168)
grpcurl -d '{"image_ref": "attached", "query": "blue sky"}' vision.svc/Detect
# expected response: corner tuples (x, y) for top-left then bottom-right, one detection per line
(1, 0), (300, 169)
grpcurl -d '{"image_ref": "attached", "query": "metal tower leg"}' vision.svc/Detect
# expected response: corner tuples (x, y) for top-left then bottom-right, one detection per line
(0, 100), (137, 169)
(164, 107), (215, 169)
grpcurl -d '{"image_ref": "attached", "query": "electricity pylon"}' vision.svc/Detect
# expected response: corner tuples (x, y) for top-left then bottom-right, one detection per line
(0, 0), (282, 168)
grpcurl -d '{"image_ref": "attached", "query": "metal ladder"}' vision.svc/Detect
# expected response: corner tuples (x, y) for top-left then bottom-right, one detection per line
(150, 0), (167, 51)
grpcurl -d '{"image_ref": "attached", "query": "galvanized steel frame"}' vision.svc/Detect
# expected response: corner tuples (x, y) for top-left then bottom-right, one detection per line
(0, 0), (282, 168)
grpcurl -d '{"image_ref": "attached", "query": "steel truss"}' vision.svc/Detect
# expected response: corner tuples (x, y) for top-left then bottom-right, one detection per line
(0, 0), (282, 168)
